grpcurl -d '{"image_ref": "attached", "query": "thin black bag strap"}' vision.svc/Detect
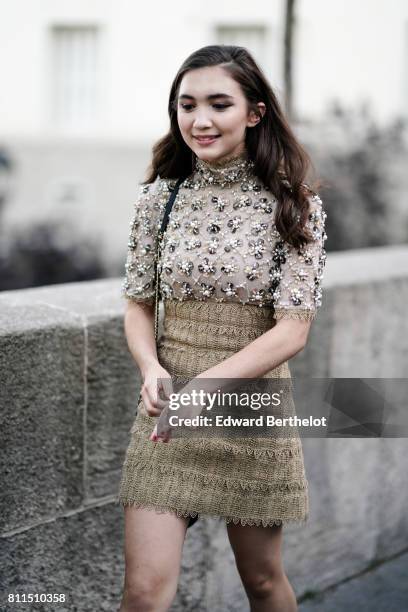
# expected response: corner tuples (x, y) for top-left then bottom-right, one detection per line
(160, 177), (184, 234)
(153, 177), (184, 342)
(134, 179), (185, 416)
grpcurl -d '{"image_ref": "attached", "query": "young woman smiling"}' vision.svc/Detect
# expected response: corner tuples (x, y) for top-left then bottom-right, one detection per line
(118, 45), (327, 612)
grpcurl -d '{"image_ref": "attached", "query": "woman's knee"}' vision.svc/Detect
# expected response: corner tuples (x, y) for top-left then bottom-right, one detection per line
(240, 566), (285, 600)
(123, 571), (177, 612)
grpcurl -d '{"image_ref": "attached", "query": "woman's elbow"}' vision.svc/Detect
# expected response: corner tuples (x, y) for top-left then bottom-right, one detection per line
(294, 335), (308, 355)
(275, 318), (312, 354)
(296, 323), (311, 351)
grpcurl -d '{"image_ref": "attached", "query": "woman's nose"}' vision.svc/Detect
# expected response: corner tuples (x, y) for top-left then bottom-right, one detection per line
(193, 112), (212, 129)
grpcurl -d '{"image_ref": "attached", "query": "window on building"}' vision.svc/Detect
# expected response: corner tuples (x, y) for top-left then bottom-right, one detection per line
(215, 25), (268, 68)
(51, 25), (102, 131)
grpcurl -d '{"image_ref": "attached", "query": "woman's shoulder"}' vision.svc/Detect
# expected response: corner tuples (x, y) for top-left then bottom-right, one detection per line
(137, 176), (178, 197)
(293, 182), (324, 224)
(132, 177), (180, 217)
(276, 171), (322, 200)
(276, 176), (326, 229)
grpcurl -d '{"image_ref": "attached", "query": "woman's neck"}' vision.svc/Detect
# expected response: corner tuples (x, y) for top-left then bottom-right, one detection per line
(193, 150), (255, 187)
(196, 150), (249, 169)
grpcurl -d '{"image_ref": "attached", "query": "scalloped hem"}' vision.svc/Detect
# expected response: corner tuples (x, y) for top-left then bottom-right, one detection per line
(122, 457), (308, 493)
(122, 294), (155, 306)
(132, 417), (302, 461)
(273, 307), (316, 322)
(117, 498), (309, 528)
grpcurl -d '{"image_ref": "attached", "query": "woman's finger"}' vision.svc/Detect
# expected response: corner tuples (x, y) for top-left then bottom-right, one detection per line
(156, 407), (173, 442)
(155, 391), (168, 411)
(141, 389), (162, 417)
(150, 422), (172, 443)
(160, 377), (174, 400)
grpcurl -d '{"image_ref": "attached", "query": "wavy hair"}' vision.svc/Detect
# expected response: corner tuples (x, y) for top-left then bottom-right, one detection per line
(144, 44), (322, 248)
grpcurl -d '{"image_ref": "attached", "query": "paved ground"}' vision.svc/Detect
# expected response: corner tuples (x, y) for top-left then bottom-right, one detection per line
(298, 550), (408, 612)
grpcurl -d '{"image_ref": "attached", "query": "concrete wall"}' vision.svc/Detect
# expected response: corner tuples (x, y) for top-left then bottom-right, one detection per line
(1, 245), (408, 611)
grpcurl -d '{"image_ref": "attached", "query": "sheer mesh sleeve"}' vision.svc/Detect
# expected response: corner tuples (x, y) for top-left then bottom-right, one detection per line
(121, 178), (167, 304)
(271, 193), (328, 322)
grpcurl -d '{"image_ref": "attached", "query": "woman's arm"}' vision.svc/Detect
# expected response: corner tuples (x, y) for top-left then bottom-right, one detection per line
(195, 318), (311, 391)
(193, 192), (326, 388)
(124, 301), (159, 377)
(152, 319), (311, 441)
(191, 192), (326, 388)
(124, 300), (174, 416)
(121, 178), (176, 419)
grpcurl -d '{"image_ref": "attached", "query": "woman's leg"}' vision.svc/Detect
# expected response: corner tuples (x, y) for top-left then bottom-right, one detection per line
(227, 522), (298, 612)
(119, 505), (189, 612)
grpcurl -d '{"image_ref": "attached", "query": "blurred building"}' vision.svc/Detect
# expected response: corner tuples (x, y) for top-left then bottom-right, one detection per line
(0, 0), (407, 272)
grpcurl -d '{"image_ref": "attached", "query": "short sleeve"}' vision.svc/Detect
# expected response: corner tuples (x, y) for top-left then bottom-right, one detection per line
(270, 193), (328, 322)
(121, 178), (167, 304)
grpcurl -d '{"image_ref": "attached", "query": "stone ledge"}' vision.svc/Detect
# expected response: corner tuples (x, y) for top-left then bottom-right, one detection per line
(322, 244), (408, 287)
(1, 246), (408, 610)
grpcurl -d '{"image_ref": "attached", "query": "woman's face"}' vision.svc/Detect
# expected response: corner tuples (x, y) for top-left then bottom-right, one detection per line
(176, 65), (264, 164)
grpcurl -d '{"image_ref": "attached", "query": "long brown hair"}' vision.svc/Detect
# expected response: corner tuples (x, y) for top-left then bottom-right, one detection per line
(145, 44), (321, 248)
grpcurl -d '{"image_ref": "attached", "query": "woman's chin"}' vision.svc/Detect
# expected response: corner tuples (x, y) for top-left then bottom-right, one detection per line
(194, 148), (234, 163)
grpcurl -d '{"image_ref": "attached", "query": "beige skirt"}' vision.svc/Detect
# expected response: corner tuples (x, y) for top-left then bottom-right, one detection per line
(117, 300), (309, 528)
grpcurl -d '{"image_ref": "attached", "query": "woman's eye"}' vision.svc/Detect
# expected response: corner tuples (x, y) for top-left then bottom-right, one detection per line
(179, 103), (231, 112)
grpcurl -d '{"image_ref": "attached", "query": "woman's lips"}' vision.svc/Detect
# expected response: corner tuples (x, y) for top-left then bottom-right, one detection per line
(193, 135), (221, 146)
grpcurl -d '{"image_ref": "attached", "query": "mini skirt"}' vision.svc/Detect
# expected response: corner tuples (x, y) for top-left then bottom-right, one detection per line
(117, 299), (309, 528)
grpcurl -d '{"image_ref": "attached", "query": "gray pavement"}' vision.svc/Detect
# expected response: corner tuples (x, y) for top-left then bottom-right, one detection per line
(298, 549), (408, 612)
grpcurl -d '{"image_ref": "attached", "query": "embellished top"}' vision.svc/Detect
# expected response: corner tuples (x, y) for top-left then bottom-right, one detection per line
(122, 151), (327, 321)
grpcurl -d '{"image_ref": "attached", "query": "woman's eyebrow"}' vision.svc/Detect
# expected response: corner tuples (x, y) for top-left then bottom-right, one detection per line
(178, 93), (235, 101)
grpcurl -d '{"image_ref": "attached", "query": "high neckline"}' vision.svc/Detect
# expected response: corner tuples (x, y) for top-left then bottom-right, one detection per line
(193, 151), (255, 187)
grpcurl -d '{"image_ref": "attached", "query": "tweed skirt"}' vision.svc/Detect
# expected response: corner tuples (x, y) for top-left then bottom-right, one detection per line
(117, 300), (309, 528)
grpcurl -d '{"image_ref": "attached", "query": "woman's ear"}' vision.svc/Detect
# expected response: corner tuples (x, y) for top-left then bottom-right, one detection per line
(247, 102), (266, 127)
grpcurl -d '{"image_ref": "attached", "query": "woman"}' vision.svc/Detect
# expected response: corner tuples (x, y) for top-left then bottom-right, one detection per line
(118, 45), (327, 612)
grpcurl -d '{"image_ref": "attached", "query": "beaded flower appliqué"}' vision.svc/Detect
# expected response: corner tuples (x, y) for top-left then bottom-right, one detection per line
(122, 152), (328, 321)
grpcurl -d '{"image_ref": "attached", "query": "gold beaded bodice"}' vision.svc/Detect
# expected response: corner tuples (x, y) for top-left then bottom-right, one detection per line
(122, 151), (327, 321)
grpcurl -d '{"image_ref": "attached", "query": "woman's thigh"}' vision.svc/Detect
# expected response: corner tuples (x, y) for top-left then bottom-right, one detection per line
(123, 505), (188, 589)
(226, 522), (285, 581)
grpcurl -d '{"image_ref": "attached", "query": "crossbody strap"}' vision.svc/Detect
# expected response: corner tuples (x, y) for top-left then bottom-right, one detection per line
(154, 177), (184, 340)
(160, 177), (184, 234)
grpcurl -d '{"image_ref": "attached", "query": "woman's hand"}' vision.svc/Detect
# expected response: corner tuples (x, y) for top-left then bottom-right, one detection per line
(150, 378), (213, 443)
(140, 362), (173, 418)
